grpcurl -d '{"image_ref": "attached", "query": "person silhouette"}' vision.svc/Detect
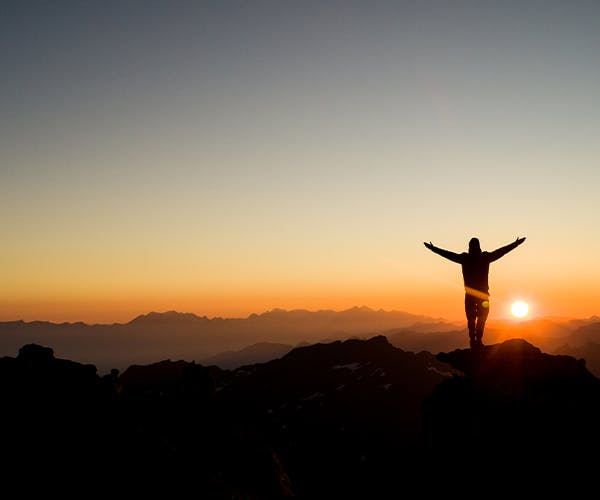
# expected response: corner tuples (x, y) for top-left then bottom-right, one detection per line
(424, 236), (526, 348)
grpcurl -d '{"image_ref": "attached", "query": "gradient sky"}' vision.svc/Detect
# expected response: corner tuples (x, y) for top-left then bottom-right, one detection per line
(2, 1), (600, 323)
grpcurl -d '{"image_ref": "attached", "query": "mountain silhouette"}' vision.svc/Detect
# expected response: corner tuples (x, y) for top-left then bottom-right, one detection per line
(2, 334), (598, 496)
(423, 339), (600, 488)
(202, 342), (295, 369)
(215, 335), (459, 497)
(555, 341), (600, 378)
(0, 307), (456, 373)
(126, 310), (212, 325)
(5, 309), (600, 377)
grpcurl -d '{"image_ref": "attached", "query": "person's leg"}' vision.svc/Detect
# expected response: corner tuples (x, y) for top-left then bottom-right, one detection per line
(464, 294), (477, 348)
(475, 299), (490, 346)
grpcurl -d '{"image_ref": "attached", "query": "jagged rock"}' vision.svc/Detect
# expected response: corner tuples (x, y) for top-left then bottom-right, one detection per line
(422, 338), (600, 485)
(3, 337), (598, 496)
(217, 335), (458, 497)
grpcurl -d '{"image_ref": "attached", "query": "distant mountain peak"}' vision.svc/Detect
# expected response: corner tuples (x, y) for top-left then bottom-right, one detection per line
(346, 305), (374, 312)
(127, 310), (206, 325)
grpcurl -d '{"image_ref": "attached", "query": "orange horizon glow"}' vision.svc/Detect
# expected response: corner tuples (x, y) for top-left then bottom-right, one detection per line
(3, 244), (599, 324)
(1, 284), (598, 325)
(0, 292), (461, 324)
(4, 4), (600, 329)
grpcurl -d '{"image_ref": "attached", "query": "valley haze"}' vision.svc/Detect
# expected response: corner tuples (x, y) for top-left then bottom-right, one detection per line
(2, 306), (600, 378)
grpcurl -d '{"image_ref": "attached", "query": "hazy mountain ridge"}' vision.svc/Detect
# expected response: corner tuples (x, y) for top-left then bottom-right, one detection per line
(202, 342), (296, 370)
(2, 335), (598, 496)
(2, 308), (600, 377)
(0, 307), (457, 373)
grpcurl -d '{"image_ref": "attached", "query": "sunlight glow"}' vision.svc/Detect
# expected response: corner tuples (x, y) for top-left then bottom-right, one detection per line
(511, 301), (529, 318)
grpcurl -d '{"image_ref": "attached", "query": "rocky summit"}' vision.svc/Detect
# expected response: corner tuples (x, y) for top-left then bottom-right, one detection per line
(1, 337), (598, 497)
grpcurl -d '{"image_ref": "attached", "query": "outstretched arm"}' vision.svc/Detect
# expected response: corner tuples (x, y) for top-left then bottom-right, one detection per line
(423, 242), (462, 263)
(488, 236), (526, 262)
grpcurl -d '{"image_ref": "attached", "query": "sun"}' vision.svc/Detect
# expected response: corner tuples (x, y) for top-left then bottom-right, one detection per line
(511, 301), (529, 318)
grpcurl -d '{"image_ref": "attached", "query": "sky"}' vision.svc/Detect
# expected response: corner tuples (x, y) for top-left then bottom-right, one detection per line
(2, 1), (600, 323)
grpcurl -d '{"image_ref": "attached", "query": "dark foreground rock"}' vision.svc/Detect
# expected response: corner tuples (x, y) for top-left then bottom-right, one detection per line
(1, 337), (598, 497)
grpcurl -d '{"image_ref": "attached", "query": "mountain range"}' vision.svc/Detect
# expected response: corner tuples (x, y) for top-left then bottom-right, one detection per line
(0, 307), (457, 373)
(2, 307), (600, 377)
(2, 335), (597, 497)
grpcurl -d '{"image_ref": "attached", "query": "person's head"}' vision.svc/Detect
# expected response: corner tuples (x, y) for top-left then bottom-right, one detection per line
(468, 237), (481, 254)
